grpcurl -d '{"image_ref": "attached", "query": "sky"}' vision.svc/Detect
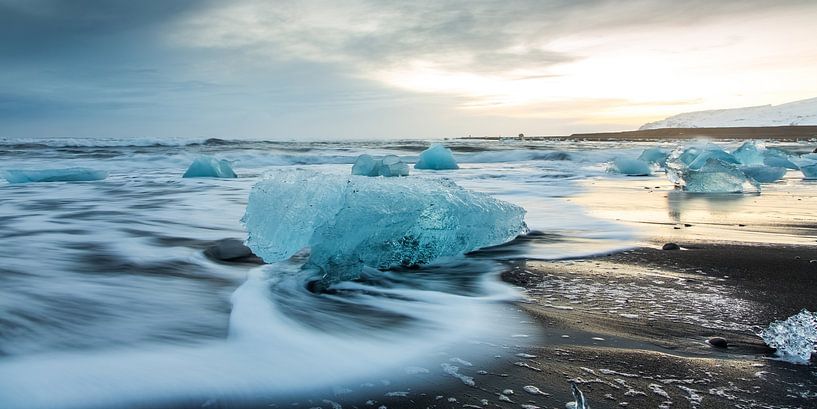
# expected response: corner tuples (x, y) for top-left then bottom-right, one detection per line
(1, 0), (817, 140)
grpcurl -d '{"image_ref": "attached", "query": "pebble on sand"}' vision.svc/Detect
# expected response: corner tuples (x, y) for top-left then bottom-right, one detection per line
(662, 243), (681, 250)
(708, 336), (729, 348)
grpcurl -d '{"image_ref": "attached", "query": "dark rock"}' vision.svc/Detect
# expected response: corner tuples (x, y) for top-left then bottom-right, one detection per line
(662, 243), (681, 250)
(813, 147), (817, 153)
(204, 238), (258, 262)
(684, 223), (692, 227)
(708, 337), (729, 348)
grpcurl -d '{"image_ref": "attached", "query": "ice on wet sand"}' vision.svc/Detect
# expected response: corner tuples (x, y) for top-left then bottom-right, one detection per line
(183, 156), (237, 178)
(242, 170), (527, 282)
(760, 309), (817, 364)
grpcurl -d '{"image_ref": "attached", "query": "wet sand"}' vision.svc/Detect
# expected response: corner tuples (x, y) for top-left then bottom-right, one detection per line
(285, 175), (817, 409)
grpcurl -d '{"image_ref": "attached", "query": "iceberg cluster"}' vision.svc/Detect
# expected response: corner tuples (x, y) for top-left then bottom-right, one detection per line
(351, 154), (410, 177)
(242, 170), (527, 282)
(609, 157), (652, 176)
(760, 309), (817, 364)
(183, 156), (237, 178)
(2, 168), (107, 183)
(414, 144), (459, 170)
(624, 140), (813, 192)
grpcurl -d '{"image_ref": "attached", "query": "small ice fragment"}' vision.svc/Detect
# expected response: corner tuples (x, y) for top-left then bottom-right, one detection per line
(760, 309), (817, 364)
(740, 165), (786, 183)
(619, 313), (639, 319)
(183, 156), (237, 178)
(514, 361), (542, 371)
(638, 148), (670, 167)
(565, 383), (589, 409)
(322, 400), (342, 409)
(521, 405), (541, 409)
(502, 389), (514, 395)
(378, 155), (410, 177)
(523, 385), (549, 396)
(414, 144), (459, 170)
(609, 158), (651, 176)
(800, 163), (817, 179)
(351, 154), (381, 176)
(2, 168), (108, 183)
(591, 337), (605, 341)
(352, 154), (409, 177)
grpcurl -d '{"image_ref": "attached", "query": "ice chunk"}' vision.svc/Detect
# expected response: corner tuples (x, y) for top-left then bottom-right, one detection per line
(183, 156), (237, 178)
(242, 170), (527, 282)
(740, 165), (787, 183)
(801, 163), (817, 179)
(609, 158), (651, 176)
(414, 144), (459, 170)
(351, 154), (409, 177)
(760, 309), (817, 364)
(687, 149), (739, 170)
(378, 155), (410, 177)
(2, 168), (107, 183)
(732, 141), (765, 165)
(351, 154), (381, 176)
(763, 155), (799, 170)
(674, 158), (760, 193)
(638, 148), (669, 167)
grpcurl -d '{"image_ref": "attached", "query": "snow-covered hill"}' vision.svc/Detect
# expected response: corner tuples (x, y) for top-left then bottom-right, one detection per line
(640, 97), (817, 130)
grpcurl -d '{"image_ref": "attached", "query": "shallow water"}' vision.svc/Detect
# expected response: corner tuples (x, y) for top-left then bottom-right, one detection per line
(0, 137), (813, 408)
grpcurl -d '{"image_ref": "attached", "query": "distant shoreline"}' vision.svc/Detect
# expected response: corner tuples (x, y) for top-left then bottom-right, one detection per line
(457, 125), (817, 141)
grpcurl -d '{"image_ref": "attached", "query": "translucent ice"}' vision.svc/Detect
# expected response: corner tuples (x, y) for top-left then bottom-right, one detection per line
(565, 383), (589, 409)
(732, 141), (765, 165)
(673, 158), (760, 193)
(378, 155), (410, 177)
(183, 156), (237, 178)
(609, 158), (652, 176)
(740, 165), (787, 183)
(760, 309), (817, 364)
(414, 144), (459, 170)
(638, 148), (669, 167)
(763, 155), (799, 170)
(2, 168), (107, 183)
(351, 154), (409, 177)
(687, 149), (739, 170)
(242, 170), (527, 282)
(801, 163), (817, 179)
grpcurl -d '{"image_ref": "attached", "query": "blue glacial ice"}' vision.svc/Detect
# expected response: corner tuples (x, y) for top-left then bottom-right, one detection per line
(609, 157), (652, 176)
(732, 141), (766, 165)
(2, 168), (108, 183)
(760, 309), (817, 364)
(351, 154), (409, 177)
(242, 170), (527, 282)
(667, 153), (760, 193)
(638, 147), (670, 167)
(740, 165), (787, 183)
(414, 144), (459, 170)
(182, 156), (237, 178)
(801, 163), (817, 179)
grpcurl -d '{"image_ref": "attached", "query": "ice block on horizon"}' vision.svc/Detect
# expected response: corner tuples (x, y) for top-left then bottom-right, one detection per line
(2, 168), (108, 183)
(414, 144), (459, 170)
(242, 170), (527, 282)
(182, 156), (237, 178)
(760, 309), (817, 364)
